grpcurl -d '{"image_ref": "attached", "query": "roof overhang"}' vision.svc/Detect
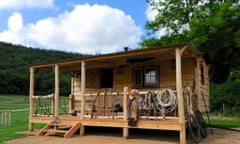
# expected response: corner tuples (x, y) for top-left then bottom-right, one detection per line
(30, 43), (202, 71)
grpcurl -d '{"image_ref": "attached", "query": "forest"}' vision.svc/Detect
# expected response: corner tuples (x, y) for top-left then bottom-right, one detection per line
(142, 0), (240, 115)
(0, 42), (85, 95)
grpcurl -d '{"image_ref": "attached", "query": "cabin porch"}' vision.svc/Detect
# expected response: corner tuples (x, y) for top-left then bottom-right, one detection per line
(29, 87), (186, 140)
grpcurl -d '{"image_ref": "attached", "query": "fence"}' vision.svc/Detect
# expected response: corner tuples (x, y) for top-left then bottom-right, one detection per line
(0, 108), (29, 127)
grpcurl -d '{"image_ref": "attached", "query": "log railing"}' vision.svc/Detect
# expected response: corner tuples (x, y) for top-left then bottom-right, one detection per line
(30, 87), (194, 121)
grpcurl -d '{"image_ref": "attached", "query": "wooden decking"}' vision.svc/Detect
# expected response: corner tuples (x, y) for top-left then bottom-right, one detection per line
(30, 115), (182, 131)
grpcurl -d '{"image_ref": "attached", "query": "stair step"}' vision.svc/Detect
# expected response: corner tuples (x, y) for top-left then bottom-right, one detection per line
(44, 129), (68, 134)
(50, 123), (71, 126)
(56, 126), (72, 129)
(38, 121), (81, 138)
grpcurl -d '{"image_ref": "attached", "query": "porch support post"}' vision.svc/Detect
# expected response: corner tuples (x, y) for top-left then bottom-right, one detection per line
(29, 67), (35, 131)
(70, 76), (74, 111)
(80, 61), (86, 136)
(54, 64), (60, 118)
(175, 48), (186, 144)
(123, 86), (128, 139)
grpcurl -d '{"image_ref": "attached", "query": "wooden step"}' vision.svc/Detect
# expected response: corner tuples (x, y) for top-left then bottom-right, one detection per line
(37, 121), (81, 138)
(44, 129), (68, 134)
(64, 122), (81, 138)
(38, 122), (54, 136)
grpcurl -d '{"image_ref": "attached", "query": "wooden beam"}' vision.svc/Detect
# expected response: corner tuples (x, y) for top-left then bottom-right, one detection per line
(29, 67), (34, 131)
(30, 116), (182, 131)
(123, 87), (128, 139)
(175, 48), (186, 144)
(54, 64), (60, 118)
(80, 61), (86, 136)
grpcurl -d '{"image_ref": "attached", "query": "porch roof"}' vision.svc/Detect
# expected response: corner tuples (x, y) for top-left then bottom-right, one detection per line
(30, 43), (202, 71)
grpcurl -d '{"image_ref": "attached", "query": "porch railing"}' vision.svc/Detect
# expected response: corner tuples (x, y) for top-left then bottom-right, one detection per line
(31, 87), (194, 120)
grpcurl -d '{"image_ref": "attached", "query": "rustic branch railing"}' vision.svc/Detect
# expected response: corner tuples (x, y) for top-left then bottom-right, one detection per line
(30, 87), (194, 121)
(79, 88), (179, 120)
(32, 94), (54, 116)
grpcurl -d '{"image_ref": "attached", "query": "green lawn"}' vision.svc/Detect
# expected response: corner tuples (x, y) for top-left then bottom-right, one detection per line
(0, 95), (29, 143)
(204, 115), (240, 128)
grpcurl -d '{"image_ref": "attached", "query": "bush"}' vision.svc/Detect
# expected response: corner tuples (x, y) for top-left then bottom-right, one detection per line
(210, 80), (240, 116)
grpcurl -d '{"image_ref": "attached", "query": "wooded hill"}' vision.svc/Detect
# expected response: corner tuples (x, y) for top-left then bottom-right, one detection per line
(0, 42), (85, 95)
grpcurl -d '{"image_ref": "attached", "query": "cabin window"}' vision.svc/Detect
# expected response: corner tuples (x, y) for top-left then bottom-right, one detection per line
(132, 66), (159, 88)
(100, 68), (113, 88)
(145, 67), (157, 86)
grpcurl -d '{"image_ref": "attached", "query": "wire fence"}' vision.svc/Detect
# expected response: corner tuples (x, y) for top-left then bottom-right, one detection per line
(0, 108), (29, 127)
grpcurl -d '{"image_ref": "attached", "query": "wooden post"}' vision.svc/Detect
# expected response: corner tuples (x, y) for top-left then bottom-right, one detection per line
(54, 64), (60, 118)
(175, 48), (186, 144)
(29, 67), (34, 131)
(123, 86), (128, 139)
(80, 61), (86, 136)
(70, 76), (74, 112)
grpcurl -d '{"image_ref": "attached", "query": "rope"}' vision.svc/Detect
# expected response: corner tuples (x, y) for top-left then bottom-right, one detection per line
(156, 89), (176, 107)
(142, 91), (154, 110)
(155, 89), (177, 118)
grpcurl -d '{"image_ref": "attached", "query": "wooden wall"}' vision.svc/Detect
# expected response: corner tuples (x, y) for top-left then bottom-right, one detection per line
(71, 57), (209, 112)
(195, 57), (210, 112)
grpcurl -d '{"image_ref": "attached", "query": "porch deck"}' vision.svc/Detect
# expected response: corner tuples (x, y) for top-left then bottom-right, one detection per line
(30, 115), (182, 131)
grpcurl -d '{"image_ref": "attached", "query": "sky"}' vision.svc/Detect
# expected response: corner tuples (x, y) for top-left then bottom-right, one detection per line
(0, 0), (156, 54)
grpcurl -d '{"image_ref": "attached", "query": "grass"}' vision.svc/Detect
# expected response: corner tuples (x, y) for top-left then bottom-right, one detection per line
(204, 114), (240, 128)
(0, 94), (46, 144)
(0, 94), (71, 143)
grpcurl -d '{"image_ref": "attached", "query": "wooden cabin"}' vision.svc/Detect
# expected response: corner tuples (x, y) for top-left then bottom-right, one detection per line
(28, 43), (210, 144)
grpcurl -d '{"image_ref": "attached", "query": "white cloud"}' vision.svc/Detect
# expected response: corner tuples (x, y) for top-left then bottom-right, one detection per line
(145, 0), (162, 21)
(8, 12), (23, 31)
(145, 0), (167, 38)
(0, 12), (24, 44)
(0, 0), (55, 10)
(0, 4), (142, 54)
(145, 4), (157, 21)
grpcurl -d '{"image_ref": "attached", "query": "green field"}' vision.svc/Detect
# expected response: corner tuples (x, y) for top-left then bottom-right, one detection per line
(0, 95), (29, 143)
(0, 95), (45, 144)
(204, 115), (240, 128)
(0, 95), (240, 144)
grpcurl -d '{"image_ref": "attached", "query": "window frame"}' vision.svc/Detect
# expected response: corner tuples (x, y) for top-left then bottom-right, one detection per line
(132, 66), (160, 88)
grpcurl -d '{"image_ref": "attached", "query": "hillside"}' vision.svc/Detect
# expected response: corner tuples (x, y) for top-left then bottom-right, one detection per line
(0, 42), (86, 94)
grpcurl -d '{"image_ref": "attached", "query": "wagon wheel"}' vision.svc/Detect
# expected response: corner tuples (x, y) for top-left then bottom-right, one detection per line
(187, 113), (201, 143)
(195, 109), (208, 138)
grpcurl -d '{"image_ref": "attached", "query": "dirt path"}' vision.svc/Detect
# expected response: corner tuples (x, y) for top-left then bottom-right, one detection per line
(6, 128), (240, 144)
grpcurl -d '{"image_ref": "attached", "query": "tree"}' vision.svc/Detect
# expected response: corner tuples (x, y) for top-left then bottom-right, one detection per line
(142, 0), (240, 83)
(145, 0), (206, 36)
(188, 2), (240, 82)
